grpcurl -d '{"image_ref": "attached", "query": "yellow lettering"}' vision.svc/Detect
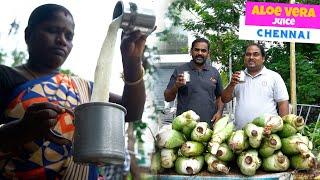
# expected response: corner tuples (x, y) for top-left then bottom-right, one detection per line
(274, 6), (282, 16)
(300, 7), (307, 17)
(260, 6), (266, 15)
(284, 7), (292, 16)
(308, 8), (316, 17)
(283, 6), (316, 18)
(292, 7), (299, 17)
(252, 5), (260, 15)
(266, 6), (274, 15)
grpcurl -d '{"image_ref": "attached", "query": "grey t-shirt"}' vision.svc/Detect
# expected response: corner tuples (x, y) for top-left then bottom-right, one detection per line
(166, 61), (223, 125)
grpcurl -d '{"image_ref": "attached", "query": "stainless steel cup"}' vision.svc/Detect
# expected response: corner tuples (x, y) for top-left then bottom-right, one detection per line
(239, 71), (245, 83)
(73, 102), (127, 165)
(112, 1), (156, 35)
(184, 71), (190, 82)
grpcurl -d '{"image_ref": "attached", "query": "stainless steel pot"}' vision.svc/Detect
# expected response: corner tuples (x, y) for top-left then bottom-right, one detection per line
(73, 102), (127, 165)
(113, 1), (156, 35)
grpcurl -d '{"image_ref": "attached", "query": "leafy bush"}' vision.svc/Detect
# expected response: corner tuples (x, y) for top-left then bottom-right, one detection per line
(302, 121), (320, 151)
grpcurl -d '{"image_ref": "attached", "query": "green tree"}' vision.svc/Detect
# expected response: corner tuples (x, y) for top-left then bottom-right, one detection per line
(59, 69), (75, 76)
(265, 43), (320, 104)
(0, 49), (7, 64)
(254, 0), (320, 3)
(156, 27), (189, 54)
(0, 48), (27, 66)
(165, 0), (248, 72)
(11, 49), (27, 66)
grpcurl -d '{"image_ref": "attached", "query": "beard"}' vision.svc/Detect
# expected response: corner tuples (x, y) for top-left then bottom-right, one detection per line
(193, 56), (206, 65)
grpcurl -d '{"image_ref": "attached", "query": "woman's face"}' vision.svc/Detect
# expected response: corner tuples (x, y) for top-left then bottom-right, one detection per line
(26, 11), (74, 70)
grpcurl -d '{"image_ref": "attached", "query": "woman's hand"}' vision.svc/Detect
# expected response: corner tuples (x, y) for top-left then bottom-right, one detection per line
(118, 30), (151, 122)
(120, 30), (148, 62)
(20, 102), (68, 143)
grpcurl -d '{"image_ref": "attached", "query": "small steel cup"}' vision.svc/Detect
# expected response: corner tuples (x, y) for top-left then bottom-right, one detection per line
(112, 1), (156, 35)
(239, 71), (245, 83)
(184, 71), (190, 82)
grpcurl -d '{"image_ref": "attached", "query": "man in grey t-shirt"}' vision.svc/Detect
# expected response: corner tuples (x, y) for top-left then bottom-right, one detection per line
(221, 43), (289, 129)
(164, 38), (224, 126)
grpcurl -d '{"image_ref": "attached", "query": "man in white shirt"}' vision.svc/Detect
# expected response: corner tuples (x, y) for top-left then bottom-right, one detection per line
(221, 43), (289, 129)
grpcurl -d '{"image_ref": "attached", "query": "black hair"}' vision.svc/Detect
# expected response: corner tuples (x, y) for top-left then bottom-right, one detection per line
(191, 38), (210, 51)
(27, 4), (73, 30)
(246, 43), (266, 58)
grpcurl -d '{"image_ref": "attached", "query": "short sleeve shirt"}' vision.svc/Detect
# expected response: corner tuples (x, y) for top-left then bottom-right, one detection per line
(166, 61), (223, 124)
(234, 67), (289, 129)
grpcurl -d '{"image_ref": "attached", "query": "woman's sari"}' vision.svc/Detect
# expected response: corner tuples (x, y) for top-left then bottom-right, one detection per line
(0, 73), (98, 179)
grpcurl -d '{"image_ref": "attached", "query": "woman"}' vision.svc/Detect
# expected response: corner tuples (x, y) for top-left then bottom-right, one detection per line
(0, 4), (147, 179)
